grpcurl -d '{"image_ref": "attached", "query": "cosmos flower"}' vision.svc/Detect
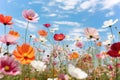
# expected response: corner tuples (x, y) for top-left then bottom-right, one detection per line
(38, 30), (48, 37)
(22, 9), (39, 22)
(0, 34), (18, 45)
(0, 14), (13, 25)
(54, 33), (65, 41)
(13, 43), (35, 64)
(84, 27), (99, 40)
(102, 19), (118, 28)
(31, 60), (46, 72)
(75, 41), (84, 48)
(0, 56), (20, 76)
(107, 42), (120, 57)
(43, 23), (51, 28)
(68, 64), (88, 79)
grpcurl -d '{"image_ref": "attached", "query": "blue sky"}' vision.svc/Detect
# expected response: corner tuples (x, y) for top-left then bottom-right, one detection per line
(0, 0), (120, 42)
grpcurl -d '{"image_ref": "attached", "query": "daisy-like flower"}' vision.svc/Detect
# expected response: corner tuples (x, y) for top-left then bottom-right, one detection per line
(22, 9), (39, 22)
(68, 64), (88, 79)
(47, 78), (58, 80)
(102, 19), (118, 28)
(31, 60), (46, 72)
(75, 41), (84, 48)
(0, 56), (20, 76)
(84, 27), (99, 40)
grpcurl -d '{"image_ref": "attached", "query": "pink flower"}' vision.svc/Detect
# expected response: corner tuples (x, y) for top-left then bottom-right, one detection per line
(75, 41), (84, 48)
(84, 27), (99, 40)
(0, 34), (18, 45)
(96, 52), (105, 59)
(43, 23), (51, 28)
(0, 56), (20, 76)
(22, 9), (39, 22)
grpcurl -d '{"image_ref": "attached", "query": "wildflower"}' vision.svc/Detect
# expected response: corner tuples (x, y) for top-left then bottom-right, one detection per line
(43, 23), (51, 28)
(96, 41), (102, 46)
(107, 42), (120, 57)
(58, 74), (70, 80)
(31, 60), (46, 72)
(47, 78), (58, 80)
(22, 9), (39, 22)
(50, 27), (59, 33)
(96, 52), (106, 59)
(38, 30), (48, 37)
(9, 30), (20, 38)
(54, 33), (65, 41)
(0, 14), (13, 25)
(0, 56), (20, 76)
(13, 43), (35, 64)
(75, 41), (84, 48)
(69, 52), (79, 60)
(102, 19), (118, 28)
(68, 64), (88, 79)
(84, 27), (99, 40)
(0, 34), (18, 45)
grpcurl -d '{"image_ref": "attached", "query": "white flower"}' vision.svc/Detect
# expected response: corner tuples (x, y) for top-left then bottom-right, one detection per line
(39, 36), (47, 43)
(107, 34), (114, 40)
(68, 64), (88, 79)
(50, 27), (59, 33)
(31, 60), (46, 72)
(102, 19), (118, 28)
(102, 40), (112, 45)
(30, 34), (36, 39)
(47, 78), (58, 80)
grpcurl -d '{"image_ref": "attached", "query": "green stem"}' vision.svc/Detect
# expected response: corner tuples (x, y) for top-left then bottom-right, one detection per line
(109, 26), (115, 42)
(25, 21), (29, 43)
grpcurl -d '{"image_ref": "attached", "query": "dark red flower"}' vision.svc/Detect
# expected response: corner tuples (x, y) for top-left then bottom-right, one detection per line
(54, 33), (65, 41)
(107, 42), (120, 57)
(43, 23), (51, 28)
(0, 14), (13, 25)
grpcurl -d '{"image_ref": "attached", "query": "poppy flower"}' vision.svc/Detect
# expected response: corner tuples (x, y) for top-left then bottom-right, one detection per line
(38, 30), (48, 37)
(107, 42), (120, 57)
(22, 9), (39, 22)
(13, 43), (35, 64)
(8, 30), (20, 38)
(0, 34), (18, 45)
(69, 52), (79, 60)
(0, 56), (20, 76)
(43, 23), (51, 28)
(84, 27), (99, 40)
(0, 14), (13, 25)
(54, 33), (65, 41)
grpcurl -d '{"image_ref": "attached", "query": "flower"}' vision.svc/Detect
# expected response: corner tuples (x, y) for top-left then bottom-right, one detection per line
(47, 78), (58, 80)
(75, 41), (84, 48)
(102, 19), (118, 28)
(8, 30), (20, 38)
(0, 56), (20, 76)
(69, 52), (79, 60)
(54, 33), (65, 41)
(50, 27), (59, 33)
(0, 34), (18, 45)
(22, 9), (39, 22)
(68, 64), (88, 79)
(107, 42), (120, 57)
(38, 30), (48, 37)
(84, 27), (99, 40)
(96, 52), (106, 59)
(31, 60), (46, 72)
(0, 14), (13, 25)
(13, 43), (35, 64)
(43, 23), (51, 28)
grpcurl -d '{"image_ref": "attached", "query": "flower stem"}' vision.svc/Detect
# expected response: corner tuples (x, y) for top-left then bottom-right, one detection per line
(115, 58), (118, 80)
(109, 26), (115, 42)
(4, 25), (6, 35)
(25, 21), (29, 43)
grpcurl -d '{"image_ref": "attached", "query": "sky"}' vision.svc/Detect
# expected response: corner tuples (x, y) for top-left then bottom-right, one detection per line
(0, 0), (120, 42)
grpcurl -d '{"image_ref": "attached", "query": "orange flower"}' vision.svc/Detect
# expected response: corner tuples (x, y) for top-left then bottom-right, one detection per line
(69, 52), (79, 60)
(38, 30), (47, 37)
(9, 30), (20, 38)
(96, 42), (102, 46)
(13, 43), (35, 64)
(0, 14), (13, 25)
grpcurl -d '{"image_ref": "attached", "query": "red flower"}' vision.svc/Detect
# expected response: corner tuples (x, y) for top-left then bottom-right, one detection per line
(0, 14), (13, 25)
(43, 23), (51, 28)
(54, 33), (65, 41)
(107, 42), (120, 57)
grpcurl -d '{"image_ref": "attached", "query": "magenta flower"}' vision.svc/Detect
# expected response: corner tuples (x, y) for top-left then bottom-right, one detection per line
(0, 34), (18, 45)
(84, 27), (99, 40)
(75, 41), (84, 48)
(22, 9), (39, 22)
(0, 56), (20, 76)
(43, 23), (51, 28)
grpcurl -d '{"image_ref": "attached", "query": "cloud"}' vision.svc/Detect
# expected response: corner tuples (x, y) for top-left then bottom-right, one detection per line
(14, 19), (37, 32)
(97, 28), (108, 32)
(46, 13), (57, 17)
(101, 0), (120, 10)
(105, 11), (115, 17)
(28, 0), (44, 5)
(53, 21), (81, 27)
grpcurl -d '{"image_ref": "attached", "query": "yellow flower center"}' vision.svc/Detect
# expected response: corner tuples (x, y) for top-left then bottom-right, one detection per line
(24, 53), (28, 59)
(118, 51), (120, 54)
(28, 16), (33, 20)
(4, 66), (10, 71)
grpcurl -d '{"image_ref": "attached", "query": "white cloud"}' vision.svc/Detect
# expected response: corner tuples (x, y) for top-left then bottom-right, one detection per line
(46, 13), (57, 17)
(101, 0), (120, 10)
(53, 21), (81, 27)
(28, 1), (44, 5)
(14, 19), (37, 32)
(97, 28), (108, 32)
(105, 11), (115, 17)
